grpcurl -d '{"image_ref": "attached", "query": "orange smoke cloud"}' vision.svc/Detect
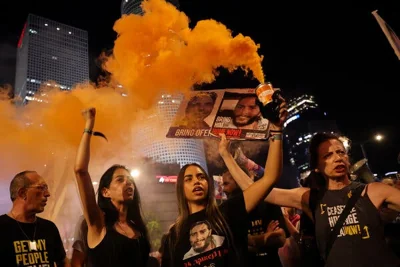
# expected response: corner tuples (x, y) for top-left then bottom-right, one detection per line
(104, 0), (264, 105)
(0, 0), (264, 223)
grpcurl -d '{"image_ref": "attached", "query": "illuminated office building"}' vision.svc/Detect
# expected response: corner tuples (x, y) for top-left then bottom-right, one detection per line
(14, 14), (89, 103)
(284, 94), (339, 179)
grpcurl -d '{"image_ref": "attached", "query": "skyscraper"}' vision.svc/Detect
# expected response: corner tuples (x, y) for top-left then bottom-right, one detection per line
(284, 94), (339, 179)
(121, 0), (180, 15)
(14, 14), (89, 103)
(134, 93), (208, 232)
(135, 93), (208, 171)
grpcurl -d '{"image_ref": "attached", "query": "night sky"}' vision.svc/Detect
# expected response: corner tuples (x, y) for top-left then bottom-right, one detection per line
(0, 0), (399, 175)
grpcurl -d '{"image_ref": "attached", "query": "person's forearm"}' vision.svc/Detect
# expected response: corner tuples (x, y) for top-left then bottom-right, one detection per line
(242, 130), (283, 212)
(261, 127), (283, 186)
(221, 152), (253, 190)
(283, 217), (300, 239)
(248, 234), (265, 249)
(264, 229), (286, 248)
(74, 120), (94, 173)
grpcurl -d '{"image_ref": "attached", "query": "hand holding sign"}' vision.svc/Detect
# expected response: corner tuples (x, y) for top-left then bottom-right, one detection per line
(218, 133), (231, 158)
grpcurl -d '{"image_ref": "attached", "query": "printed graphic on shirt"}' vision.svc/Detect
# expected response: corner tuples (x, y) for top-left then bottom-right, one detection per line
(321, 204), (370, 239)
(13, 239), (51, 266)
(248, 218), (264, 236)
(183, 220), (226, 265)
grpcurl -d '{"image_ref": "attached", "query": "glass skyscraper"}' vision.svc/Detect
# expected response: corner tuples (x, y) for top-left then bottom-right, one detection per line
(284, 94), (339, 179)
(14, 14), (89, 103)
(135, 93), (208, 171)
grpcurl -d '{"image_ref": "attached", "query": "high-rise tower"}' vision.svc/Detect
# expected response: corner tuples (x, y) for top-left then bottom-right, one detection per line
(14, 14), (89, 103)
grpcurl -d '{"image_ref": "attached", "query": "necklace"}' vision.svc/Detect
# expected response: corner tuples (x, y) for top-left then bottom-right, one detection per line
(11, 211), (38, 251)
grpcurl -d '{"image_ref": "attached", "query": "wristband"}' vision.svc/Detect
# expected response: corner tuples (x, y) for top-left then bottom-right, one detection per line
(83, 129), (93, 135)
(270, 133), (283, 141)
(269, 129), (283, 133)
(83, 129), (108, 141)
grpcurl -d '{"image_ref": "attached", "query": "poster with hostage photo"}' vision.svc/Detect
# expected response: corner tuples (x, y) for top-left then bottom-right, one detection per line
(211, 89), (270, 140)
(183, 220), (226, 265)
(167, 91), (223, 139)
(166, 89), (270, 140)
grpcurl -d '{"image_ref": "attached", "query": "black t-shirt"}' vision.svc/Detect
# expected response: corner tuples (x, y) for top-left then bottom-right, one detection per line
(0, 214), (66, 267)
(314, 182), (400, 267)
(88, 226), (150, 267)
(247, 202), (289, 267)
(162, 192), (248, 267)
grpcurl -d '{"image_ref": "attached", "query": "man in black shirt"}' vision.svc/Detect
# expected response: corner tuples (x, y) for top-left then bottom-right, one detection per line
(0, 170), (67, 267)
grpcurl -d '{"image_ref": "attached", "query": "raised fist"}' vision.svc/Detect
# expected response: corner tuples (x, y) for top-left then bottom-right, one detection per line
(81, 107), (96, 121)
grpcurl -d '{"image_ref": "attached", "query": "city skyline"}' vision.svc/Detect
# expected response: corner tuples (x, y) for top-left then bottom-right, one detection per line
(0, 0), (399, 173)
(284, 93), (339, 177)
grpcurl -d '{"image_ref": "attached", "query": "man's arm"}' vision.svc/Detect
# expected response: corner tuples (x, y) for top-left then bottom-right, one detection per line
(265, 228), (286, 248)
(248, 228), (285, 250)
(263, 206), (288, 249)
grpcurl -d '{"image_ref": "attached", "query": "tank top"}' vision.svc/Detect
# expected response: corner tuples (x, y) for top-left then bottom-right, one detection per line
(314, 182), (400, 267)
(88, 226), (149, 267)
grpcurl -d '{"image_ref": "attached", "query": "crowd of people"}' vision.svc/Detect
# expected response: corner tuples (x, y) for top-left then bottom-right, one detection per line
(1, 92), (400, 267)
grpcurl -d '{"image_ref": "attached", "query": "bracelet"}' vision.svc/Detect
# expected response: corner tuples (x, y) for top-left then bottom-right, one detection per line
(270, 129), (283, 133)
(83, 129), (108, 141)
(83, 129), (93, 135)
(270, 133), (283, 141)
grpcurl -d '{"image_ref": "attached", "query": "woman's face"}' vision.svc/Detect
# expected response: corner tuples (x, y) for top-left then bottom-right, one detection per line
(316, 139), (350, 180)
(183, 165), (209, 204)
(102, 168), (135, 203)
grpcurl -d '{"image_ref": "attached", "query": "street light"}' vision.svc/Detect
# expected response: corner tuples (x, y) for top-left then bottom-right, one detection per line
(130, 169), (140, 178)
(375, 134), (383, 141)
(360, 133), (384, 160)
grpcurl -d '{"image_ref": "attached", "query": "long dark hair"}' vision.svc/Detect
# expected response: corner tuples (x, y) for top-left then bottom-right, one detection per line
(169, 163), (236, 261)
(97, 164), (150, 250)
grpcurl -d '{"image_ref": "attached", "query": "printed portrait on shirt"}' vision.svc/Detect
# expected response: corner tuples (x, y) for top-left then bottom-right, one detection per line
(183, 220), (225, 260)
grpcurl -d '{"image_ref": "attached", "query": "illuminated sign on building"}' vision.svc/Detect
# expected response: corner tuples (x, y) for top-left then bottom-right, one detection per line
(17, 22), (27, 48)
(156, 175), (177, 183)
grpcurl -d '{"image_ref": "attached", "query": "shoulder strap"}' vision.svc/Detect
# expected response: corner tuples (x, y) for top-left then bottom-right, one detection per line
(325, 184), (365, 260)
(309, 188), (326, 220)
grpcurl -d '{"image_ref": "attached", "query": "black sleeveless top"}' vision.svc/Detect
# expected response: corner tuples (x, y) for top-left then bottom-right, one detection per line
(88, 227), (149, 267)
(314, 182), (400, 267)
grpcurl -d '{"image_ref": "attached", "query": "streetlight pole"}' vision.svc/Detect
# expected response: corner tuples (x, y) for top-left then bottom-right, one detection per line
(359, 133), (383, 160)
(360, 143), (368, 160)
